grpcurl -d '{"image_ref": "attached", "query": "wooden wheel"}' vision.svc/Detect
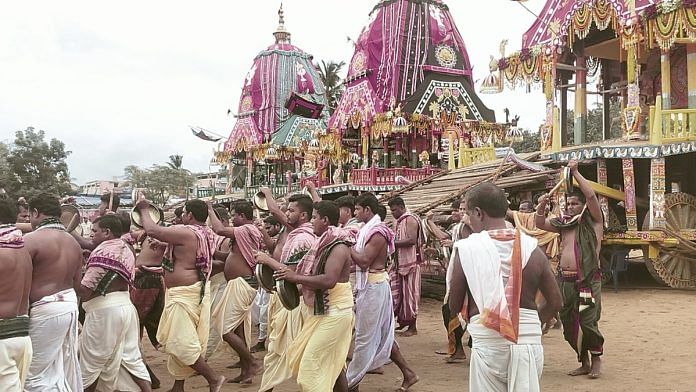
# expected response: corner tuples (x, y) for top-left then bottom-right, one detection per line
(643, 192), (696, 289)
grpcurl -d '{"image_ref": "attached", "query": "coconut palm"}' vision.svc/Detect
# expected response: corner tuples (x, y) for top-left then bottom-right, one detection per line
(316, 60), (346, 115)
(167, 154), (184, 170)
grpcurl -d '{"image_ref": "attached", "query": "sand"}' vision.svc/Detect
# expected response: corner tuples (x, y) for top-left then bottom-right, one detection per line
(143, 288), (696, 391)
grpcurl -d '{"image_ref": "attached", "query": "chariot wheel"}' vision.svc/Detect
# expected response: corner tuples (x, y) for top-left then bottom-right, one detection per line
(642, 192), (696, 289)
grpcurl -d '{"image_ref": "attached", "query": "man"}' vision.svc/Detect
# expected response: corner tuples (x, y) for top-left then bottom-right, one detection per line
(252, 215), (283, 353)
(347, 193), (419, 392)
(204, 207), (232, 361)
(136, 198), (225, 392)
(173, 206), (184, 225)
(80, 217), (93, 239)
(0, 199), (33, 390)
(424, 198), (472, 363)
(535, 160), (605, 379)
(387, 196), (424, 336)
(22, 193), (83, 391)
(255, 191), (317, 392)
(507, 199), (560, 269)
(78, 214), (151, 391)
(98, 192), (120, 217)
(275, 200), (355, 391)
(130, 234), (166, 389)
(15, 198), (30, 224)
(207, 200), (263, 384)
(449, 182), (562, 391)
(335, 195), (360, 229)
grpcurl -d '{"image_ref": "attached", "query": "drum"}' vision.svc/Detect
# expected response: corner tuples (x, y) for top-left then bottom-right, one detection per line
(60, 204), (81, 233)
(277, 279), (300, 310)
(131, 203), (164, 229)
(253, 192), (269, 212)
(255, 263), (276, 292)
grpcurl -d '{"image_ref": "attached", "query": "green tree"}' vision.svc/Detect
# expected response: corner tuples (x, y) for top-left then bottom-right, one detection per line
(0, 142), (10, 195)
(5, 127), (73, 198)
(166, 154), (184, 170)
(316, 60), (346, 115)
(566, 102), (622, 145)
(123, 161), (195, 207)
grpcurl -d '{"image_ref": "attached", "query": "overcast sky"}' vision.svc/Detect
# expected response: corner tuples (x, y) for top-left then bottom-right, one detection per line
(0, 0), (549, 184)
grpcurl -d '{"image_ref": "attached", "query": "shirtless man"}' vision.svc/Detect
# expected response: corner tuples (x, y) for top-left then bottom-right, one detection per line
(536, 159), (605, 379)
(449, 182), (562, 391)
(23, 193), (83, 391)
(207, 200), (262, 383)
(15, 199), (30, 224)
(136, 198), (224, 392)
(347, 192), (419, 391)
(130, 234), (166, 389)
(0, 199), (33, 390)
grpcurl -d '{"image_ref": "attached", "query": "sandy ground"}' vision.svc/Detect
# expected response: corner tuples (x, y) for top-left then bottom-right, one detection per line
(144, 287), (696, 392)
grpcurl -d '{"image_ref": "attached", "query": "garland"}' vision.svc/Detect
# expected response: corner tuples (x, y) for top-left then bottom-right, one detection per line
(647, 6), (696, 49)
(35, 217), (65, 231)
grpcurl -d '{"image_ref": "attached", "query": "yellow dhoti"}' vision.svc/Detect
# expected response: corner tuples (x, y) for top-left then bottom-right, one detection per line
(258, 292), (306, 392)
(287, 282), (354, 392)
(0, 316), (32, 392)
(209, 277), (257, 356)
(156, 281), (211, 380)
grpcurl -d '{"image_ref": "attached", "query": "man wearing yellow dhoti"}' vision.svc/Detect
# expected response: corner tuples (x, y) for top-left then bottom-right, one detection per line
(275, 201), (356, 391)
(255, 191), (317, 392)
(135, 199), (224, 392)
(207, 200), (263, 384)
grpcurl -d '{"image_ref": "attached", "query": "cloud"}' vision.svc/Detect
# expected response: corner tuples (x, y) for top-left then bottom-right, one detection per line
(0, 0), (546, 184)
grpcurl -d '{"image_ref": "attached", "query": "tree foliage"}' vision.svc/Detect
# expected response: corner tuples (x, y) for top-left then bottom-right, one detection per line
(566, 102), (622, 145)
(316, 60), (346, 115)
(123, 158), (195, 207)
(3, 127), (73, 199)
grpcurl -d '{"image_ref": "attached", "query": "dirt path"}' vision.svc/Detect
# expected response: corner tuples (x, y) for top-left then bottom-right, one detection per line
(144, 289), (696, 391)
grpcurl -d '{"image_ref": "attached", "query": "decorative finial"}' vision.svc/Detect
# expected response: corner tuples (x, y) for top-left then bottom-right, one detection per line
(273, 3), (291, 44)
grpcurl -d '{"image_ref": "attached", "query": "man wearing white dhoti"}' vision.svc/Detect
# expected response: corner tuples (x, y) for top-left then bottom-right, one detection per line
(448, 182), (562, 392)
(78, 214), (151, 391)
(23, 193), (83, 391)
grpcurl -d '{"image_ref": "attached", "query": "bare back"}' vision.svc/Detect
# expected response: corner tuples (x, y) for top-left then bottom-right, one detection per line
(136, 238), (166, 267)
(0, 247), (32, 318)
(24, 229), (82, 303)
(165, 230), (203, 288)
(365, 234), (389, 272)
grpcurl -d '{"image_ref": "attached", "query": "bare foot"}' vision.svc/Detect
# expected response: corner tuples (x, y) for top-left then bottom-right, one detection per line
(230, 360), (261, 384)
(400, 329), (418, 337)
(367, 366), (384, 375)
(397, 372), (419, 391)
(588, 356), (602, 379)
(227, 361), (242, 369)
(446, 350), (466, 363)
(250, 341), (266, 353)
(568, 365), (591, 376)
(209, 376), (225, 392)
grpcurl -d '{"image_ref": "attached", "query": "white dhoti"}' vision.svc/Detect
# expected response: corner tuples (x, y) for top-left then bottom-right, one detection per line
(0, 315), (32, 392)
(208, 277), (257, 357)
(468, 308), (544, 392)
(346, 272), (394, 389)
(80, 291), (151, 391)
(252, 288), (270, 342)
(25, 288), (82, 392)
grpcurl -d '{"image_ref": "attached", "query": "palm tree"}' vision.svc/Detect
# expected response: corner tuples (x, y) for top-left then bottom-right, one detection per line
(167, 154), (184, 170)
(316, 60), (346, 115)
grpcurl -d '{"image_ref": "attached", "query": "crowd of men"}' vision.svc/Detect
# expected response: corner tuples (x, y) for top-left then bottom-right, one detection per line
(0, 159), (606, 391)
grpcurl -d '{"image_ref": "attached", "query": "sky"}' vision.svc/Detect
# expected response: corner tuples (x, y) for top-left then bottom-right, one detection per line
(0, 0), (548, 185)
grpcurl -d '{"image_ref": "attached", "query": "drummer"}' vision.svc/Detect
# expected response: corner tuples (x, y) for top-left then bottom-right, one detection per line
(206, 201), (263, 384)
(254, 190), (317, 392)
